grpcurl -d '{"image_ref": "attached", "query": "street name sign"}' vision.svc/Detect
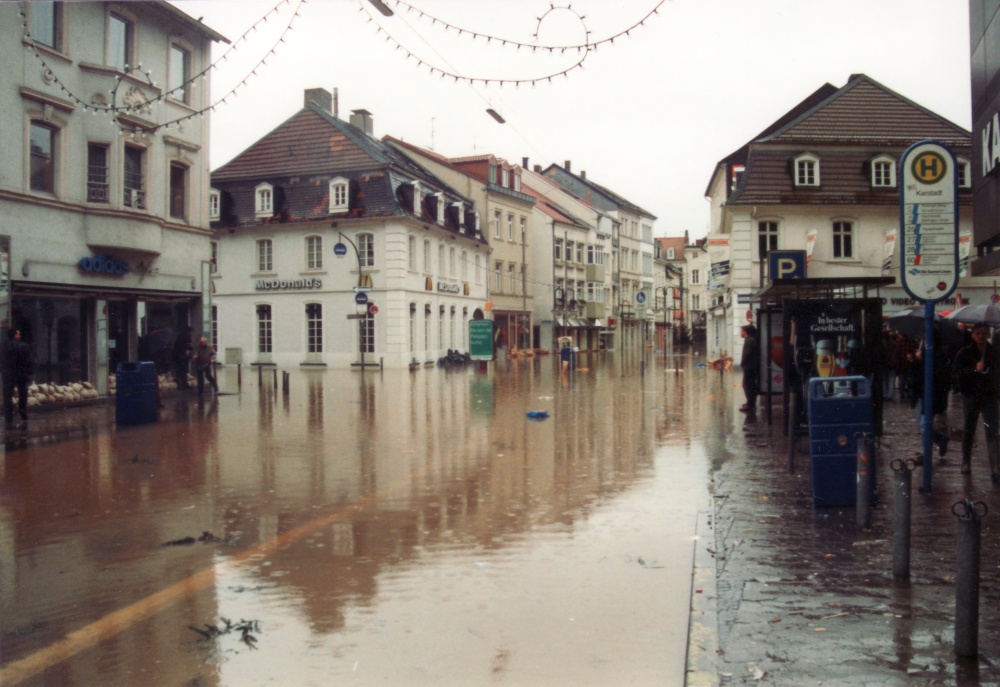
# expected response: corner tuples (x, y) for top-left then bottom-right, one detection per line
(899, 140), (958, 303)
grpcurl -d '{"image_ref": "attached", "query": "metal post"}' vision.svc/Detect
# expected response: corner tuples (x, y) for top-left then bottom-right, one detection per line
(273, 367), (277, 387)
(953, 499), (988, 659)
(855, 432), (871, 530)
(257, 364), (262, 386)
(890, 458), (917, 578)
(282, 371), (289, 395)
(787, 390), (797, 472)
(921, 300), (934, 492)
(237, 363), (242, 389)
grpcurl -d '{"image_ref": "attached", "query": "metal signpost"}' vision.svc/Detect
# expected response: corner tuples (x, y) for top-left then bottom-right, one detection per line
(900, 139), (959, 492)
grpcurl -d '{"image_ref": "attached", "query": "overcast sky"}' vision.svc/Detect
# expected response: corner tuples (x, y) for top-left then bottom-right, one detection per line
(170, 0), (973, 239)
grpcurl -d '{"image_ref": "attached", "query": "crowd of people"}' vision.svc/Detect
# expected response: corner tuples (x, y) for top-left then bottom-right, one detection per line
(883, 321), (1000, 484)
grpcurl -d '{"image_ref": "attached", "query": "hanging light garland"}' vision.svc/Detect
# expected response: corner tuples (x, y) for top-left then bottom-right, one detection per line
(17, 0), (305, 135)
(358, 0), (667, 86)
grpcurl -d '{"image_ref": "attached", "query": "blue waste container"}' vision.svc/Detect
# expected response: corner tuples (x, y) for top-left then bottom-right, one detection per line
(116, 361), (158, 425)
(808, 376), (875, 507)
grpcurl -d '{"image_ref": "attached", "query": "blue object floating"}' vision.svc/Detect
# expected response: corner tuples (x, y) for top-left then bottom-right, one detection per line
(526, 410), (550, 421)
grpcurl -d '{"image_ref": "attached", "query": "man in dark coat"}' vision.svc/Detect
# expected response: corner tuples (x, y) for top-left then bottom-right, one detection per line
(1, 329), (34, 427)
(953, 322), (1000, 482)
(740, 324), (760, 414)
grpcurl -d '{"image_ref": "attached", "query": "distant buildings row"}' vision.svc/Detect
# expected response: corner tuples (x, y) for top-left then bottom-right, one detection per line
(5, 2), (1000, 380)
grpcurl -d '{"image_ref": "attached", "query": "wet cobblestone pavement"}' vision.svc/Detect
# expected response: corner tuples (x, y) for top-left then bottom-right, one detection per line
(699, 396), (1000, 686)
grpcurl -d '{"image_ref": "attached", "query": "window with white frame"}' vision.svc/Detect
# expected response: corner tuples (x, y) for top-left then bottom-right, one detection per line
(667, 247), (675, 259)
(360, 314), (374, 354)
(211, 305), (218, 351)
(871, 156), (896, 188)
(449, 247), (456, 277)
(438, 307), (444, 348)
(554, 238), (563, 261)
(507, 213), (514, 241)
(423, 239), (431, 273)
(566, 241), (574, 263)
(475, 254), (481, 283)
(168, 44), (190, 104)
(758, 221), (778, 259)
(107, 11), (133, 71)
(257, 305), (272, 353)
(329, 177), (349, 213)
(358, 233), (374, 268)
(424, 308), (430, 350)
(29, 121), (57, 194)
(520, 216), (527, 245)
(409, 305), (416, 353)
(306, 235), (323, 270)
(692, 294), (701, 310)
(587, 245), (604, 265)
(493, 210), (501, 239)
(210, 241), (219, 273)
(208, 189), (220, 220)
(502, 167), (509, 188)
(794, 154), (820, 186)
(959, 158), (972, 188)
(508, 263), (516, 292)
(691, 269), (700, 285)
(255, 183), (273, 218)
(513, 171), (521, 192)
(257, 239), (273, 272)
(833, 220), (854, 259)
(461, 251), (468, 279)
(408, 236), (416, 270)
(306, 303), (323, 353)
(438, 243), (445, 276)
(495, 261), (503, 292)
(435, 193), (445, 225)
(576, 243), (583, 264)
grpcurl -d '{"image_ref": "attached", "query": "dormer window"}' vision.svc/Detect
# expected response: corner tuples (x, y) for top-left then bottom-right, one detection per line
(501, 168), (510, 188)
(435, 193), (445, 225)
(255, 182), (273, 218)
(667, 248), (675, 259)
(329, 176), (349, 213)
(794, 153), (820, 187)
(488, 164), (497, 184)
(871, 155), (896, 188)
(209, 189), (220, 220)
(412, 181), (422, 215)
(513, 171), (521, 192)
(958, 158), (972, 188)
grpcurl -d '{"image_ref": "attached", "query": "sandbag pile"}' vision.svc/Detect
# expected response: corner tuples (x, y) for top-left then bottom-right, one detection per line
(18, 381), (101, 407)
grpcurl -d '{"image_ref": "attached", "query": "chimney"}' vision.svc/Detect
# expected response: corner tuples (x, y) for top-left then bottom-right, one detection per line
(564, 160), (572, 173)
(304, 88), (332, 112)
(534, 164), (542, 172)
(333, 87), (339, 118)
(522, 157), (529, 169)
(581, 170), (586, 179)
(350, 108), (374, 136)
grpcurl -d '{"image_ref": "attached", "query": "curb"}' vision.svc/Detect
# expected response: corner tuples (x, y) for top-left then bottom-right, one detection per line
(685, 507), (719, 687)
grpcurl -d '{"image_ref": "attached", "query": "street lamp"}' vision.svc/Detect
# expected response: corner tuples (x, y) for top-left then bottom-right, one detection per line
(654, 286), (669, 366)
(334, 231), (369, 371)
(553, 287), (566, 348)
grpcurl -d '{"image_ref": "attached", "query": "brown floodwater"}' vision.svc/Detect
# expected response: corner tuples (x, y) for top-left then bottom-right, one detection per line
(0, 350), (724, 686)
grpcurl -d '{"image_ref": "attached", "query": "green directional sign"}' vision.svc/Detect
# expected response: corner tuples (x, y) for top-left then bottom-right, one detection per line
(469, 319), (494, 361)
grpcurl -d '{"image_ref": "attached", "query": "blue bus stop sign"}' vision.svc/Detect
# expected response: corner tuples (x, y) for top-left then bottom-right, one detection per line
(334, 242), (348, 257)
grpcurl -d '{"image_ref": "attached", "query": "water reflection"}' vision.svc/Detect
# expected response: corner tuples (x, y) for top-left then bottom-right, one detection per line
(1, 352), (714, 686)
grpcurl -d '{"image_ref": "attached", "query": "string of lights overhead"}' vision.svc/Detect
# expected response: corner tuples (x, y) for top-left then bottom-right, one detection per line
(358, 0), (667, 87)
(17, 0), (305, 135)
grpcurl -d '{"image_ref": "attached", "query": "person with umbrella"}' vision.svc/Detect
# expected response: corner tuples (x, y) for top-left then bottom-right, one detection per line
(953, 322), (1000, 482)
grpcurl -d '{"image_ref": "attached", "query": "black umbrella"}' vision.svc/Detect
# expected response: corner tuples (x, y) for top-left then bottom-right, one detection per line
(887, 308), (965, 347)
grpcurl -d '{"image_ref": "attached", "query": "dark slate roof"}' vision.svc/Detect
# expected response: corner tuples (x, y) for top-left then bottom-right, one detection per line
(210, 102), (481, 241)
(542, 164), (656, 220)
(723, 74), (973, 207)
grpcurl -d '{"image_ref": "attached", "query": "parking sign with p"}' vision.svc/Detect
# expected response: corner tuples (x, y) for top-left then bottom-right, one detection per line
(768, 250), (807, 279)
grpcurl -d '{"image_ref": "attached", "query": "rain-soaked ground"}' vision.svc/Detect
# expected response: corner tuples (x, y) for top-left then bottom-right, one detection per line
(0, 350), (718, 687)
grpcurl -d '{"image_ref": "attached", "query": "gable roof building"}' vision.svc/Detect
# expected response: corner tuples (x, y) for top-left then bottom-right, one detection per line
(210, 89), (488, 369)
(705, 74), (988, 363)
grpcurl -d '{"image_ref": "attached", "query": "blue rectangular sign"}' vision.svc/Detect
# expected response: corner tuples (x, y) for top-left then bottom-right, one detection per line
(768, 250), (807, 279)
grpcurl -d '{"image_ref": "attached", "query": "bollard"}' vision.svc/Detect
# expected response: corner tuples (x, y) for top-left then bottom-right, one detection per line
(953, 498), (988, 659)
(855, 432), (872, 530)
(890, 457), (919, 578)
(238, 363), (242, 389)
(258, 364), (262, 386)
(273, 367), (278, 387)
(282, 371), (290, 395)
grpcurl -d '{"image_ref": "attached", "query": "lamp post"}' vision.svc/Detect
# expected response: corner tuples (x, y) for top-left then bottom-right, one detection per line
(334, 231), (368, 371)
(553, 287), (566, 348)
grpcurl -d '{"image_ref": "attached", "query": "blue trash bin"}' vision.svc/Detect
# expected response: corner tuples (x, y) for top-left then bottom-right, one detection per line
(808, 376), (875, 507)
(116, 361), (158, 425)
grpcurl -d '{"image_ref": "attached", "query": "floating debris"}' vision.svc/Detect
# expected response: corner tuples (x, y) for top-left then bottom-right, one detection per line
(187, 617), (261, 651)
(525, 410), (550, 421)
(160, 531), (226, 547)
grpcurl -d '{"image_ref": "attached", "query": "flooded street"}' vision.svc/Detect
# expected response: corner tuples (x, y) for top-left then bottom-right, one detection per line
(0, 351), (721, 686)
